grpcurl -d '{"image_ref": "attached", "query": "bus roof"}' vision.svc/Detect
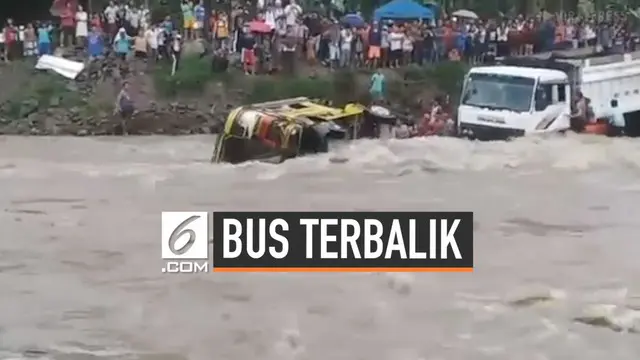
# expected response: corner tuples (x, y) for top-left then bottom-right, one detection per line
(245, 98), (364, 121)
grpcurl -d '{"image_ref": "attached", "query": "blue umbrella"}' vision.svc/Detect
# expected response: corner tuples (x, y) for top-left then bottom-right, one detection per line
(341, 13), (366, 28)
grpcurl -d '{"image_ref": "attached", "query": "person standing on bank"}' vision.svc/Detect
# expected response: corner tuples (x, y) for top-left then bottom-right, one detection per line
(60, 2), (75, 48)
(23, 24), (37, 57)
(133, 30), (148, 72)
(75, 5), (89, 48)
(171, 33), (183, 76)
(37, 22), (53, 56)
(114, 27), (131, 61)
(369, 68), (386, 102)
(4, 19), (18, 62)
(87, 25), (104, 59)
(115, 81), (134, 135)
(181, 0), (195, 40)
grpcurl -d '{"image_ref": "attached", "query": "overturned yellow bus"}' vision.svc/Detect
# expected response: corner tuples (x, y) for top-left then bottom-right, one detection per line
(211, 97), (396, 164)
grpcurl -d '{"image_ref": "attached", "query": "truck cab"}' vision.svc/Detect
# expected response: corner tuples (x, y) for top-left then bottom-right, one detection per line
(458, 48), (640, 139)
(458, 66), (571, 140)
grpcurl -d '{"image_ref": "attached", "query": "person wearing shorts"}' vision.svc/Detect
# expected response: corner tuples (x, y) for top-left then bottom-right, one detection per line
(214, 13), (229, 50)
(194, 0), (205, 38)
(181, 0), (195, 40)
(243, 45), (256, 74)
(368, 45), (380, 60)
(367, 22), (381, 68)
(115, 82), (134, 135)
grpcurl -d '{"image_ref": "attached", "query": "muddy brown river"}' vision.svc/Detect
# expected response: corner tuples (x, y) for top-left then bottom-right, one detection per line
(0, 135), (639, 360)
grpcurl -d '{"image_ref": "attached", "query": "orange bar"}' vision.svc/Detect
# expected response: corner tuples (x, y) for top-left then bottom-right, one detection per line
(213, 267), (473, 273)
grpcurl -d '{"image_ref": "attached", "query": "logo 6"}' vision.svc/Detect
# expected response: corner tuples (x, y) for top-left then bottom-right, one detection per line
(161, 212), (209, 259)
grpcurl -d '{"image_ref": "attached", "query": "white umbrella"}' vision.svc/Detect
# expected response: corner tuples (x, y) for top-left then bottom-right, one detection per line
(452, 9), (478, 19)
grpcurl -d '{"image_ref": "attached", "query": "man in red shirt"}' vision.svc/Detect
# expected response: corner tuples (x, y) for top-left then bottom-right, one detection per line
(3, 19), (18, 62)
(60, 2), (76, 47)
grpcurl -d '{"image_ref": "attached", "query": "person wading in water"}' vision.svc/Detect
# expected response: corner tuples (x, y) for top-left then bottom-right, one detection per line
(570, 90), (588, 132)
(114, 82), (134, 135)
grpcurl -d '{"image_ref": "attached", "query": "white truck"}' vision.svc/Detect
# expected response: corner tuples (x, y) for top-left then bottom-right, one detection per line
(457, 48), (640, 140)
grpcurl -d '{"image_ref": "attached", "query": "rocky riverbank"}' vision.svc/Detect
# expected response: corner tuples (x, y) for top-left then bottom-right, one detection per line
(0, 54), (467, 136)
(0, 103), (223, 136)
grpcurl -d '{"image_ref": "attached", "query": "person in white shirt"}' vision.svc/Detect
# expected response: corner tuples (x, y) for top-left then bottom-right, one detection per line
(264, 7), (277, 30)
(566, 20), (577, 49)
(76, 5), (88, 46)
(327, 22), (340, 69)
(171, 33), (182, 76)
(139, 7), (150, 31)
(0, 32), (5, 62)
(128, 7), (141, 36)
(17, 25), (25, 57)
(583, 22), (597, 47)
(156, 27), (166, 59)
(401, 32), (413, 66)
(496, 22), (508, 57)
(388, 26), (404, 68)
(104, 1), (118, 39)
(272, 2), (284, 20)
(276, 15), (287, 37)
(380, 26), (389, 67)
(145, 25), (158, 61)
(340, 27), (353, 67)
(293, 20), (307, 59)
(476, 25), (487, 62)
(284, 0), (302, 27)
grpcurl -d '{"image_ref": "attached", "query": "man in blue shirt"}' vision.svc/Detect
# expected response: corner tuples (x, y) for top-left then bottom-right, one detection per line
(88, 26), (104, 58)
(37, 22), (52, 56)
(456, 28), (467, 59)
(194, 0), (205, 38)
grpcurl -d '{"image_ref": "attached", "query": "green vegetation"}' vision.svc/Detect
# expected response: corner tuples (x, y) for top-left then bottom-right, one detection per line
(0, 71), (85, 120)
(400, 61), (467, 100)
(152, 54), (468, 108)
(152, 55), (232, 97)
(243, 70), (360, 104)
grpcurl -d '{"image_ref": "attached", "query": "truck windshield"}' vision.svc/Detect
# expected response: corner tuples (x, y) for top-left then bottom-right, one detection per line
(461, 73), (535, 113)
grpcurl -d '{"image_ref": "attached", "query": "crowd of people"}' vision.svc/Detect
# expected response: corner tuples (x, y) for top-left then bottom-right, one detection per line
(0, 0), (637, 72)
(0, 1), (179, 66)
(219, 3), (640, 74)
(1, 0), (638, 129)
